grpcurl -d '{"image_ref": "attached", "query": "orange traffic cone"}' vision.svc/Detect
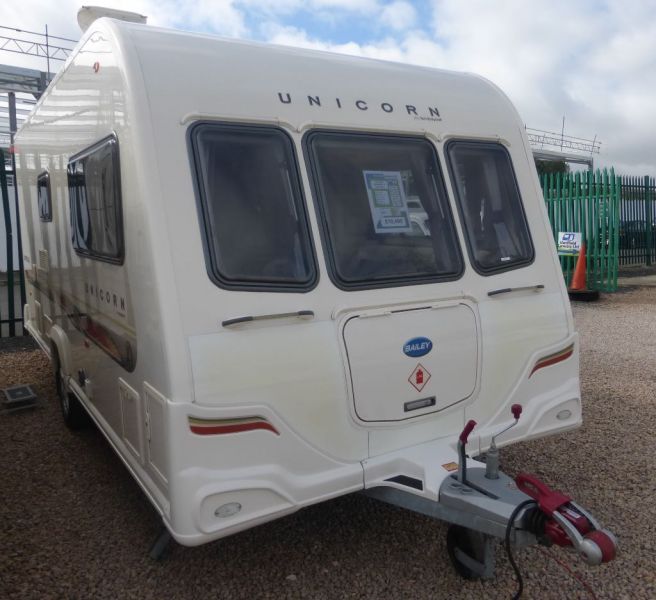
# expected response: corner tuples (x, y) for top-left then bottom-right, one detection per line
(570, 243), (587, 291)
(568, 243), (599, 301)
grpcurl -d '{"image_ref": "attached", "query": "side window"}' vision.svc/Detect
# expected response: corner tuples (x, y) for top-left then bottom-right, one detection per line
(189, 123), (317, 291)
(37, 171), (52, 222)
(447, 141), (534, 274)
(67, 135), (124, 264)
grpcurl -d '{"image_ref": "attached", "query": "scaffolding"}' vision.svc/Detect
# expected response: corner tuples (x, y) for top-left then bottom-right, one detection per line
(0, 24), (75, 79)
(0, 24), (76, 151)
(0, 71), (41, 162)
(0, 24), (75, 332)
(527, 126), (601, 169)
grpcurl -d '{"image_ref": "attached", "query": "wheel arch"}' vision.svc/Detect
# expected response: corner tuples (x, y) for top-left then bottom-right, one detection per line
(48, 325), (73, 377)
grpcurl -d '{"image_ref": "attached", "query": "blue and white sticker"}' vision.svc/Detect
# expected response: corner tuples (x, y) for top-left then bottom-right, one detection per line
(403, 337), (433, 358)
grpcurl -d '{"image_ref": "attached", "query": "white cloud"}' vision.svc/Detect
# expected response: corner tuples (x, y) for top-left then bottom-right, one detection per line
(265, 23), (404, 61)
(1, 0), (655, 173)
(311, 0), (378, 10)
(425, 0), (656, 174)
(380, 1), (417, 31)
(0, 0), (248, 41)
(239, 0), (379, 16)
(267, 0), (656, 174)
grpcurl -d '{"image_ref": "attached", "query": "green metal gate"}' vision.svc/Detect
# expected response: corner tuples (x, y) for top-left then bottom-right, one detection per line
(1, 147), (26, 337)
(542, 169), (620, 292)
(619, 175), (655, 266)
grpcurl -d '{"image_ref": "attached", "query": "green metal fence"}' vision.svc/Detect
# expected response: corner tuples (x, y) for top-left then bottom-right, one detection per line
(542, 169), (621, 292)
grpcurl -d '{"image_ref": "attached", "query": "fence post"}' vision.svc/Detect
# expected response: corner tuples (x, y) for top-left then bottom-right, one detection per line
(612, 169), (620, 290)
(646, 175), (652, 266)
(0, 148), (16, 336)
(8, 92), (26, 332)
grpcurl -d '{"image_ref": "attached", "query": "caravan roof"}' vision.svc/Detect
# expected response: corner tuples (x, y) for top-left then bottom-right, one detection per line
(22, 18), (523, 147)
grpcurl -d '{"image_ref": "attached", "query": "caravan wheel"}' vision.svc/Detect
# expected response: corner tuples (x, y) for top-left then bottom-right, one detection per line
(53, 356), (89, 431)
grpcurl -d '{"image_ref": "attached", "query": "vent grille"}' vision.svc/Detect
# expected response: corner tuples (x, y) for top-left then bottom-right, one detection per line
(33, 301), (43, 333)
(38, 249), (49, 272)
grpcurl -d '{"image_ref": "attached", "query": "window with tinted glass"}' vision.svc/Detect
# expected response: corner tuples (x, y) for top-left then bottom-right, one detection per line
(189, 123), (317, 291)
(447, 141), (533, 273)
(37, 171), (51, 222)
(305, 132), (463, 289)
(67, 135), (123, 263)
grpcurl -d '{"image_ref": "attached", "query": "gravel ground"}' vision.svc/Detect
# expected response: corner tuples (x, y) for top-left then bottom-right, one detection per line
(1, 288), (655, 599)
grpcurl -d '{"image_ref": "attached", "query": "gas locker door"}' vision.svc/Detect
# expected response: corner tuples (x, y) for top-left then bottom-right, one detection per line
(343, 303), (478, 422)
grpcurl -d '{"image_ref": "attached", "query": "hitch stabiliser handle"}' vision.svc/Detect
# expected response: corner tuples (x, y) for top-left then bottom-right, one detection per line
(487, 404), (523, 480)
(511, 403), (522, 419)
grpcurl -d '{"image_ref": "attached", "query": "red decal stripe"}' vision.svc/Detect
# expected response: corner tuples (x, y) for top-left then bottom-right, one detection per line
(190, 420), (279, 436)
(530, 345), (574, 377)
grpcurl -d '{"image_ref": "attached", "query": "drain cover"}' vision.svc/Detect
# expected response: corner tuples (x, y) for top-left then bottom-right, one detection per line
(2, 385), (38, 412)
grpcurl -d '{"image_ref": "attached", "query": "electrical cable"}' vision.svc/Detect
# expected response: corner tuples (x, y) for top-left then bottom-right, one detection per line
(505, 499), (537, 600)
(537, 547), (599, 600)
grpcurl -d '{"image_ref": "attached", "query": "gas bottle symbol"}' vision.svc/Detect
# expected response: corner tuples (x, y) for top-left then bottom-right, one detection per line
(416, 369), (424, 385)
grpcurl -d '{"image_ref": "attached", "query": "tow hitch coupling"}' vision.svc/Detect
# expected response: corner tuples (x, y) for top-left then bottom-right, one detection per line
(517, 473), (617, 565)
(445, 406), (617, 579)
(365, 403), (617, 587)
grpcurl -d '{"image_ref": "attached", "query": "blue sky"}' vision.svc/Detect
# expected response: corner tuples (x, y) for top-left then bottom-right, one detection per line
(1, 0), (655, 174)
(234, 1), (434, 45)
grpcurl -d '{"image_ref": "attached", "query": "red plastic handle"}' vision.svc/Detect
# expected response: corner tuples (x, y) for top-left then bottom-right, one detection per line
(511, 404), (522, 419)
(516, 473), (552, 498)
(459, 420), (477, 444)
(516, 473), (571, 516)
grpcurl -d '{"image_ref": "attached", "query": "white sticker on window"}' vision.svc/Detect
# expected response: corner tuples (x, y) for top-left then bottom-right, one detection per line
(363, 170), (412, 234)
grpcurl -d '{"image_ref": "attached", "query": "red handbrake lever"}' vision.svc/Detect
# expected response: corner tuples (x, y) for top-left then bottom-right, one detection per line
(457, 420), (476, 484)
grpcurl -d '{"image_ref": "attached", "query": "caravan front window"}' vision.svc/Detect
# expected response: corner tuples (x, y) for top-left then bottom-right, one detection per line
(446, 141), (534, 273)
(189, 123), (317, 291)
(305, 132), (463, 290)
(67, 135), (124, 264)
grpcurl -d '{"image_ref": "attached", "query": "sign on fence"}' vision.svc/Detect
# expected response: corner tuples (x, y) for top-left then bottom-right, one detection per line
(557, 232), (582, 256)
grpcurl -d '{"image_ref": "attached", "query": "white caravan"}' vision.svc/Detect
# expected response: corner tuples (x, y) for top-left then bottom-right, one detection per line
(16, 9), (616, 578)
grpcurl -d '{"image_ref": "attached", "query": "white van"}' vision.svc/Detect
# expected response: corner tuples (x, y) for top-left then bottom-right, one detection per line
(17, 9), (614, 579)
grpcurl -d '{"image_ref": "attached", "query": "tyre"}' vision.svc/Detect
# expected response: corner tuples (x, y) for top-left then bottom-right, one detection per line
(53, 350), (90, 430)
